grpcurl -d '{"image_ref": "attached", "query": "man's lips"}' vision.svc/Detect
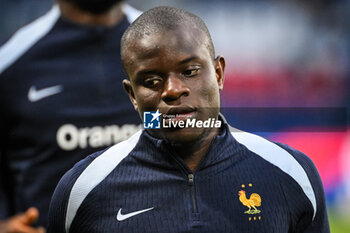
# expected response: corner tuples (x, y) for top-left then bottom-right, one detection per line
(164, 106), (196, 116)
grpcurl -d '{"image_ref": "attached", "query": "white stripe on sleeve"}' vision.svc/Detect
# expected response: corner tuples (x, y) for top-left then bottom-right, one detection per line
(0, 5), (60, 74)
(231, 131), (317, 220)
(65, 130), (142, 232)
(122, 4), (142, 23)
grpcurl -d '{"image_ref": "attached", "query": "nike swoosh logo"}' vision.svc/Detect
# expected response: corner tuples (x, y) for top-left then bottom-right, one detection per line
(116, 207), (154, 221)
(28, 85), (63, 102)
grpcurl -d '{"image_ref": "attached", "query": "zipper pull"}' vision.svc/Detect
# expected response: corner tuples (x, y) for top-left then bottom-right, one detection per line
(188, 174), (194, 186)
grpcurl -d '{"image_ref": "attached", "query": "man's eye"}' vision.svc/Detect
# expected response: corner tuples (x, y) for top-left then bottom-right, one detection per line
(183, 68), (200, 77)
(144, 79), (161, 87)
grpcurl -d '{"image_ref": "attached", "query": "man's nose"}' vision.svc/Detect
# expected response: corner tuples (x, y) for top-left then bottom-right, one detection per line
(161, 74), (190, 103)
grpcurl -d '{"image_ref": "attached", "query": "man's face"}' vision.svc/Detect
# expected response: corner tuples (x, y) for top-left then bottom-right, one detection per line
(123, 25), (225, 144)
(63, 0), (122, 14)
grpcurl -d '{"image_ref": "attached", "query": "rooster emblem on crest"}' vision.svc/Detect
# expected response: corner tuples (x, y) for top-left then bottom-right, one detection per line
(238, 190), (261, 214)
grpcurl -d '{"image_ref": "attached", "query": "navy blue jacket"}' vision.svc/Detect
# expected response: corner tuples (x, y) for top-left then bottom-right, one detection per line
(48, 121), (329, 233)
(0, 4), (141, 226)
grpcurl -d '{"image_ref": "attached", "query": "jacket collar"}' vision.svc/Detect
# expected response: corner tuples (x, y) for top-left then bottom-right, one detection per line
(130, 114), (241, 173)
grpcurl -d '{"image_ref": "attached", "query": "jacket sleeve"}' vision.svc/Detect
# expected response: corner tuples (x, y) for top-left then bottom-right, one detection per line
(276, 143), (330, 233)
(47, 152), (101, 233)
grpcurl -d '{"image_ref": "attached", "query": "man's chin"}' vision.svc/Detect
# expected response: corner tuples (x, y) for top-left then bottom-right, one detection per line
(65, 0), (122, 14)
(162, 128), (204, 145)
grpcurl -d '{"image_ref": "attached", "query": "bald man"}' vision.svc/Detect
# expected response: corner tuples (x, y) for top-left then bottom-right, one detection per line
(48, 6), (329, 233)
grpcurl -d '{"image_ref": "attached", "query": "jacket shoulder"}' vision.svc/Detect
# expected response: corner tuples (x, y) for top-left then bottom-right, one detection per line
(48, 130), (142, 233)
(47, 149), (104, 233)
(0, 5), (59, 75)
(231, 131), (318, 218)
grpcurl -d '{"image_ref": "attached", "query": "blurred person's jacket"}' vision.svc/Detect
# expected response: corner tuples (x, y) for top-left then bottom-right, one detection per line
(0, 4), (142, 227)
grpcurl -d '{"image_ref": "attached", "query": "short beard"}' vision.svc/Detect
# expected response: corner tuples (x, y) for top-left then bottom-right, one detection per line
(63, 0), (123, 14)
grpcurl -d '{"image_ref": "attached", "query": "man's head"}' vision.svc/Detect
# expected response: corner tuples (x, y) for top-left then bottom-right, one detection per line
(122, 6), (225, 144)
(60, 0), (123, 14)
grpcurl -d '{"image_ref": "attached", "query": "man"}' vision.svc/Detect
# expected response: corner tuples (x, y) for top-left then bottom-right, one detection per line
(48, 6), (330, 233)
(0, 0), (141, 232)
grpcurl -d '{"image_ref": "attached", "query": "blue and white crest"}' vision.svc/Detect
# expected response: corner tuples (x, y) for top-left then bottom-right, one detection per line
(143, 110), (161, 129)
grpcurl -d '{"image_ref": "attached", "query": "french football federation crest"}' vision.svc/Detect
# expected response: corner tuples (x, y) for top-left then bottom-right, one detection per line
(238, 190), (261, 214)
(238, 183), (262, 222)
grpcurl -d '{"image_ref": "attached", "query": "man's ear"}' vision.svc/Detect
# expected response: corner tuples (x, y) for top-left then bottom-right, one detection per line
(122, 79), (138, 111)
(214, 56), (225, 91)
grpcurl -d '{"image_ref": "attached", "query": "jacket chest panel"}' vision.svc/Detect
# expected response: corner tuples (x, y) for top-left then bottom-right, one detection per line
(72, 168), (291, 233)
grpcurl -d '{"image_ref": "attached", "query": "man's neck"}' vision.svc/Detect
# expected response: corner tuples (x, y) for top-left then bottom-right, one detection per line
(172, 128), (220, 172)
(58, 1), (124, 26)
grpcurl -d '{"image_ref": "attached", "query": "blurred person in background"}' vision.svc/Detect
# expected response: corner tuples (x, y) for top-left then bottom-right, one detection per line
(0, 0), (141, 232)
(0, 0), (54, 45)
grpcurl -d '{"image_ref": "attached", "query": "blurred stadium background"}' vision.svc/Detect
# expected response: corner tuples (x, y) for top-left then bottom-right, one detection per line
(1, 0), (349, 232)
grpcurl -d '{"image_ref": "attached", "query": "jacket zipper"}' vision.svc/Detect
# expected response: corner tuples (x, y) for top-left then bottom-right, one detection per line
(167, 152), (199, 214)
(188, 173), (198, 213)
